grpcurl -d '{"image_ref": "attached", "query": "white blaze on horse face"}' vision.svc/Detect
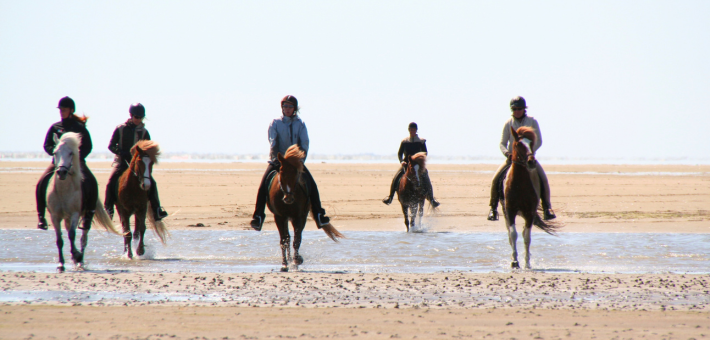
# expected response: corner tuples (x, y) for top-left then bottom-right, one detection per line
(413, 164), (420, 184)
(286, 184), (291, 194)
(521, 138), (532, 155)
(142, 157), (152, 190)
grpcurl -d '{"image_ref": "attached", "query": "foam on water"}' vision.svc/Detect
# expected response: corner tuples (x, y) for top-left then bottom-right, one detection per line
(0, 230), (708, 274)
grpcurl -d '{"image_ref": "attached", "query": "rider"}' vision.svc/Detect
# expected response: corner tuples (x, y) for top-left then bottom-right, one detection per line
(104, 103), (168, 220)
(382, 122), (440, 208)
(250, 95), (331, 231)
(487, 96), (556, 221)
(36, 96), (99, 230)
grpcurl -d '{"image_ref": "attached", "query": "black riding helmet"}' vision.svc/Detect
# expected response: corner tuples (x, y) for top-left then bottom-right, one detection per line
(129, 103), (146, 118)
(510, 96), (527, 109)
(281, 95), (299, 113)
(57, 96), (75, 111)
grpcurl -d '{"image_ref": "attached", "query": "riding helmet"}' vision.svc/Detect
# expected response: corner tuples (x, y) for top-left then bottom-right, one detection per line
(408, 122), (418, 129)
(129, 103), (146, 118)
(510, 96), (527, 109)
(281, 95), (298, 111)
(57, 96), (75, 110)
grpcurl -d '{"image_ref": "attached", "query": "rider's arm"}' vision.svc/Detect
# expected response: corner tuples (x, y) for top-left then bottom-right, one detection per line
(499, 120), (511, 156)
(43, 126), (57, 156)
(144, 129), (151, 141)
(79, 126), (93, 160)
(532, 119), (542, 153)
(108, 127), (121, 155)
(421, 141), (428, 154)
(397, 141), (405, 163)
(268, 119), (279, 160)
(298, 121), (310, 162)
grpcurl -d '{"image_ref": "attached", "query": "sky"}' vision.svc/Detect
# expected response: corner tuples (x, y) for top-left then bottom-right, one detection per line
(1, 1), (709, 162)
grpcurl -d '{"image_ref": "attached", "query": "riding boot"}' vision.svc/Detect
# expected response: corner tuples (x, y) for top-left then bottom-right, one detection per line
(303, 166), (330, 228)
(251, 162), (280, 231)
(35, 164), (54, 230)
(488, 160), (511, 221)
(536, 162), (556, 220)
(382, 168), (404, 205)
(103, 163), (125, 218)
(422, 171), (440, 208)
(80, 210), (94, 231)
(148, 178), (168, 221)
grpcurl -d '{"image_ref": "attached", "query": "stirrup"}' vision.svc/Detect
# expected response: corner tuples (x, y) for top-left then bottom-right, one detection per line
(382, 196), (393, 205)
(430, 198), (440, 208)
(250, 215), (264, 231)
(37, 217), (49, 230)
(316, 213), (330, 228)
(543, 208), (557, 220)
(487, 209), (499, 221)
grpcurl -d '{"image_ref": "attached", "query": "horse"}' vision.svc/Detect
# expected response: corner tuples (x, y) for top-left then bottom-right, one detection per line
(266, 145), (344, 272)
(46, 132), (119, 272)
(397, 152), (430, 232)
(500, 126), (562, 269)
(115, 140), (169, 258)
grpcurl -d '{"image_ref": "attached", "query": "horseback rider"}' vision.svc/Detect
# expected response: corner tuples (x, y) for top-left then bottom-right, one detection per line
(36, 96), (99, 230)
(487, 96), (556, 221)
(382, 122), (440, 208)
(250, 95), (331, 231)
(103, 103), (168, 220)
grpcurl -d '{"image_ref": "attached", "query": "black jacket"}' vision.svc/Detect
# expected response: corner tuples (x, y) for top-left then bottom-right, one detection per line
(108, 119), (151, 162)
(397, 137), (428, 163)
(43, 118), (92, 160)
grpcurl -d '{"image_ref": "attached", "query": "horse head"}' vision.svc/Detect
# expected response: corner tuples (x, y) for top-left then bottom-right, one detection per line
(52, 133), (81, 181)
(406, 152), (427, 187)
(130, 140), (160, 192)
(277, 145), (306, 205)
(511, 126), (537, 168)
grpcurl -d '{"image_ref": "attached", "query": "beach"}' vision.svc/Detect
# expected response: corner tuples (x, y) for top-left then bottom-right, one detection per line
(1, 161), (709, 339)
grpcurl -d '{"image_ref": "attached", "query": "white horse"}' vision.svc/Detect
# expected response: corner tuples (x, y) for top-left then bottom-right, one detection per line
(46, 132), (118, 272)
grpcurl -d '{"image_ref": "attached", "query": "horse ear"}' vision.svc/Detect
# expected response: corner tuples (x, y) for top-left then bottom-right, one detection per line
(277, 152), (285, 164)
(53, 133), (59, 144)
(511, 126), (519, 141)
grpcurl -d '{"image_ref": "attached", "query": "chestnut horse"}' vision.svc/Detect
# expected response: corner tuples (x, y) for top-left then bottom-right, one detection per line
(46, 133), (118, 272)
(115, 140), (169, 258)
(397, 152), (431, 232)
(266, 145), (344, 272)
(500, 126), (561, 269)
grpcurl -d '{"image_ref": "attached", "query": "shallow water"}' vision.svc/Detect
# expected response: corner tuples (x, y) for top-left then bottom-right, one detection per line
(1, 230), (708, 274)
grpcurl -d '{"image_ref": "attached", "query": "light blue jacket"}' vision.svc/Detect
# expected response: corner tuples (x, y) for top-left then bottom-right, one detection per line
(268, 115), (310, 162)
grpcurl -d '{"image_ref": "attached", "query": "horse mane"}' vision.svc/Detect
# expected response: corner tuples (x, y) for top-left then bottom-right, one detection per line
(56, 132), (83, 182)
(283, 145), (305, 171)
(516, 127), (537, 149)
(131, 140), (161, 164)
(410, 152), (427, 170)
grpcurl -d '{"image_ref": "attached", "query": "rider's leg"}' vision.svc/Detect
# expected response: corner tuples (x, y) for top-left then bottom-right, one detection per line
(103, 162), (125, 218)
(250, 161), (280, 230)
(382, 167), (404, 205)
(303, 165), (330, 228)
(79, 162), (98, 230)
(422, 170), (440, 208)
(536, 161), (556, 220)
(488, 160), (511, 221)
(148, 178), (168, 221)
(35, 164), (55, 230)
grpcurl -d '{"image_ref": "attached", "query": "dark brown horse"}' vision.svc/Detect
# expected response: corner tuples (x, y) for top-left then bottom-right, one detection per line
(115, 140), (169, 258)
(266, 145), (344, 272)
(397, 152), (430, 232)
(500, 126), (561, 269)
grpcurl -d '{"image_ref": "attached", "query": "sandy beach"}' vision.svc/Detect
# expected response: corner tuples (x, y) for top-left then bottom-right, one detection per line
(1, 161), (709, 339)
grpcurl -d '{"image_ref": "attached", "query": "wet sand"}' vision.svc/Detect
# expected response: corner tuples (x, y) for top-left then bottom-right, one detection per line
(1, 161), (709, 339)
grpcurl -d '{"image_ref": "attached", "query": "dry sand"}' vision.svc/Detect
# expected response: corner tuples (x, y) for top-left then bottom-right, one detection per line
(1, 161), (709, 339)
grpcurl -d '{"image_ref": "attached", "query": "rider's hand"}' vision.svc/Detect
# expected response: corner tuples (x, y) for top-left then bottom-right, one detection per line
(505, 152), (512, 161)
(401, 161), (407, 167)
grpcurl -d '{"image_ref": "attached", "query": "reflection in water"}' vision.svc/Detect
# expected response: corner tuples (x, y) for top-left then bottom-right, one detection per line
(0, 230), (707, 274)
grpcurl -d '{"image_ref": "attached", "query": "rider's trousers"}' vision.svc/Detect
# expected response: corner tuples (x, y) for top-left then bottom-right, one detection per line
(386, 166), (435, 202)
(489, 159), (552, 210)
(252, 161), (327, 219)
(36, 161), (98, 218)
(104, 161), (163, 215)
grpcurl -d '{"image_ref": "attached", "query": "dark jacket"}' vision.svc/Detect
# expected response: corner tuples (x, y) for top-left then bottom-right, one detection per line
(108, 119), (151, 162)
(43, 118), (92, 160)
(397, 135), (428, 163)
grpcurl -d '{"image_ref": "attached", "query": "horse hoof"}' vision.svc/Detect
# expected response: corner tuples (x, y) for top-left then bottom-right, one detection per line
(294, 255), (304, 265)
(280, 266), (289, 272)
(511, 261), (520, 269)
(57, 266), (65, 273)
(137, 247), (145, 256)
(75, 263), (85, 271)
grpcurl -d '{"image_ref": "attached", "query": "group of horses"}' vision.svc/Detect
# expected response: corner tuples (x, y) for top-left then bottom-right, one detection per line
(45, 126), (559, 273)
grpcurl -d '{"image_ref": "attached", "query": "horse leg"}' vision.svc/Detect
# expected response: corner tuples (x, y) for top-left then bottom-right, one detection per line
(293, 216), (307, 266)
(505, 211), (520, 269)
(52, 217), (65, 273)
(68, 212), (84, 268)
(400, 203), (410, 232)
(409, 204), (417, 231)
(274, 216), (290, 272)
(135, 211), (147, 256)
(120, 212), (133, 259)
(523, 219), (533, 270)
(417, 201), (424, 227)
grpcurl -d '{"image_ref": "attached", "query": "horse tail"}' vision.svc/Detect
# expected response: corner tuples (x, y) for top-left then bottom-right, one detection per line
(147, 202), (170, 245)
(533, 207), (563, 235)
(93, 198), (120, 235)
(312, 212), (345, 242)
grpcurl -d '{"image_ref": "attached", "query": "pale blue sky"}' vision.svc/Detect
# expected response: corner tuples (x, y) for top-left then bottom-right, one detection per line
(1, 1), (708, 161)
